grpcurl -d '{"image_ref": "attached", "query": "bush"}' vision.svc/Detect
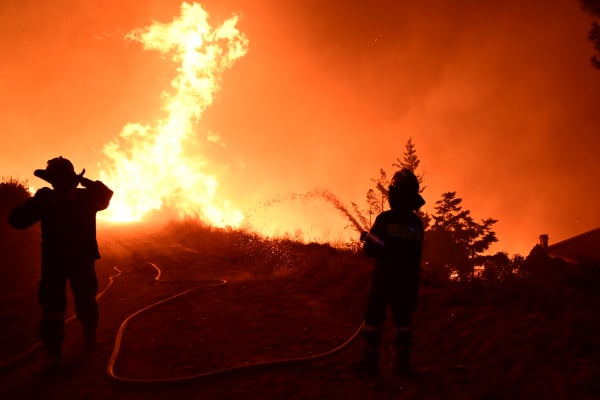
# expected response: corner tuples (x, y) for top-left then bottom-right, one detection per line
(0, 177), (30, 216)
(0, 177), (40, 292)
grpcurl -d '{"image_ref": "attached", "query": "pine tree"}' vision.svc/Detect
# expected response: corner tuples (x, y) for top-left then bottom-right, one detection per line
(355, 137), (429, 231)
(393, 136), (426, 193)
(580, 0), (600, 68)
(365, 137), (427, 215)
(427, 192), (498, 280)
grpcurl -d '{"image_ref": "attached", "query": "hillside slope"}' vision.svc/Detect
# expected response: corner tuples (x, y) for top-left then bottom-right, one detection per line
(0, 222), (598, 399)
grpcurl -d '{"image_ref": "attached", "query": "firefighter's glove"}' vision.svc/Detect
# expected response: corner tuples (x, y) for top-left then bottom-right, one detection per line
(34, 187), (53, 202)
(77, 169), (94, 188)
(32, 187), (55, 212)
(360, 231), (368, 242)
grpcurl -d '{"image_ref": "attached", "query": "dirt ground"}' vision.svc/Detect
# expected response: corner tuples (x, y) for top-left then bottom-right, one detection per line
(0, 226), (423, 400)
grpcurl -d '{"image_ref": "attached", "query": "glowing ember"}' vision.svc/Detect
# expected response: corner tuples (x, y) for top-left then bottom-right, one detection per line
(99, 2), (248, 227)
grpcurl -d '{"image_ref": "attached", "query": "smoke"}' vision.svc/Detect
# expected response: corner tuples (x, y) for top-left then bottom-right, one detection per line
(2, 1), (600, 255)
(580, 0), (600, 16)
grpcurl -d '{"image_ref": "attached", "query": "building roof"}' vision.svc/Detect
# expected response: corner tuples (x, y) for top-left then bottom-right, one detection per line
(548, 227), (600, 264)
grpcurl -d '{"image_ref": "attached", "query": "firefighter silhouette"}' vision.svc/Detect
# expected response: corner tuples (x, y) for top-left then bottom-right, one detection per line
(358, 168), (425, 377)
(9, 157), (113, 371)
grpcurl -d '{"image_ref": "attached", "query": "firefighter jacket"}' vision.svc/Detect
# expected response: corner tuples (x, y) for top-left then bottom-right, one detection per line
(363, 208), (424, 312)
(8, 180), (113, 260)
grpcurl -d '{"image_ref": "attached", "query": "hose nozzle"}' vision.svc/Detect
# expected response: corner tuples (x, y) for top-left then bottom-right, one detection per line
(360, 231), (385, 247)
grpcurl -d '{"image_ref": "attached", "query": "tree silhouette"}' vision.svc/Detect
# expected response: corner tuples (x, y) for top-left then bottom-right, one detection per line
(0, 177), (31, 229)
(393, 137), (426, 193)
(580, 0), (600, 69)
(0, 177), (39, 293)
(480, 252), (512, 282)
(353, 137), (427, 227)
(356, 139), (502, 282)
(351, 169), (388, 228)
(393, 137), (430, 228)
(370, 168), (390, 216)
(425, 191), (498, 280)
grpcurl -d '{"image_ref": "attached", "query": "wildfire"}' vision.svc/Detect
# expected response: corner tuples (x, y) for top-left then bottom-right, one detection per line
(99, 2), (248, 227)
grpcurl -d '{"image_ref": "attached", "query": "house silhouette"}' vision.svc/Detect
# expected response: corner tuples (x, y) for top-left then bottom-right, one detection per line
(540, 228), (600, 264)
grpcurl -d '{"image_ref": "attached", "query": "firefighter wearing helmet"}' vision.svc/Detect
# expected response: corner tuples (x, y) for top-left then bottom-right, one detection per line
(9, 156), (113, 373)
(357, 168), (425, 377)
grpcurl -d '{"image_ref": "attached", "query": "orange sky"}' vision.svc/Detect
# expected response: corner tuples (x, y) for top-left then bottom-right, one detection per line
(1, 0), (600, 256)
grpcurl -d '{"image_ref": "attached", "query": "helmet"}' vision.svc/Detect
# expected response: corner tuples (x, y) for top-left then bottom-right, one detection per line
(391, 169), (420, 194)
(34, 156), (78, 189)
(388, 168), (425, 210)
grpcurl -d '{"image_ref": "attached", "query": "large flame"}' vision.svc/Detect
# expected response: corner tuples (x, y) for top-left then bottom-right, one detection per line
(99, 2), (248, 227)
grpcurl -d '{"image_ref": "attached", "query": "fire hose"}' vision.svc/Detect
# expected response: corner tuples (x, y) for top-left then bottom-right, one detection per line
(1, 261), (364, 383)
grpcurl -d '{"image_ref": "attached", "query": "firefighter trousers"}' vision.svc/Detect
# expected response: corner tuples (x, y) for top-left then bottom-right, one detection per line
(38, 256), (98, 356)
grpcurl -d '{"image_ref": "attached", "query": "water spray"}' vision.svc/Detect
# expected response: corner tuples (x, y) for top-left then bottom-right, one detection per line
(250, 188), (369, 235)
(304, 188), (366, 234)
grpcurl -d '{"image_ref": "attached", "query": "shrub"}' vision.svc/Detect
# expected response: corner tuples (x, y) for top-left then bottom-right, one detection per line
(0, 177), (40, 292)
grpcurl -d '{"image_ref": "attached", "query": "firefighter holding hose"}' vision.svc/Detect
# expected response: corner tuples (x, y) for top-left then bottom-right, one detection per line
(9, 156), (113, 373)
(357, 168), (425, 378)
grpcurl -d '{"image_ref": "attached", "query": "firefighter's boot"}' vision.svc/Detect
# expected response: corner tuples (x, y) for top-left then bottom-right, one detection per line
(83, 323), (97, 353)
(394, 348), (411, 377)
(353, 348), (380, 377)
(42, 341), (62, 376)
(394, 327), (413, 377)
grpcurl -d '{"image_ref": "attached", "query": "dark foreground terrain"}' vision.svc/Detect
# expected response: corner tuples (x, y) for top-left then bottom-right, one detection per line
(1, 222), (599, 399)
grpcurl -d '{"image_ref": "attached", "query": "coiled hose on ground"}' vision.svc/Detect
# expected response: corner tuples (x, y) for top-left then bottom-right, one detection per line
(1, 261), (364, 384)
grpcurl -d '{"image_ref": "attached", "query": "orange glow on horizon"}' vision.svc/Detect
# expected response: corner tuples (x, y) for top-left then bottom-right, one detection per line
(2, 1), (598, 256)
